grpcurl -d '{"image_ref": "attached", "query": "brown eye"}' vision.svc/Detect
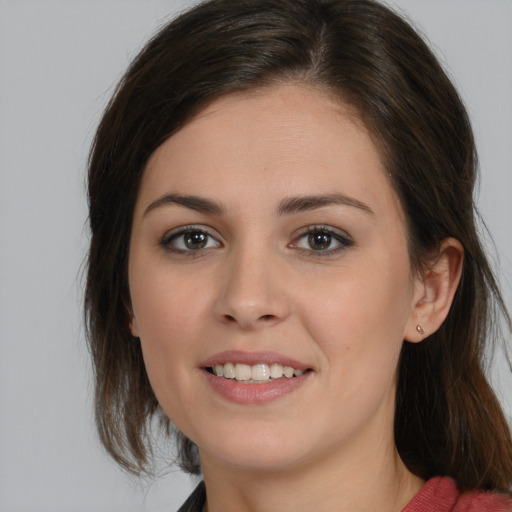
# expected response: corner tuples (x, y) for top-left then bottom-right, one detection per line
(162, 226), (221, 253)
(291, 226), (353, 255)
(308, 232), (332, 251)
(184, 231), (208, 250)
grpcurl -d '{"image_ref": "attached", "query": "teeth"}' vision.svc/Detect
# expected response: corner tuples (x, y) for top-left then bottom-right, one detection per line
(270, 364), (284, 379)
(223, 363), (235, 379)
(283, 366), (294, 378)
(234, 364), (252, 381)
(211, 362), (307, 382)
(251, 364), (270, 381)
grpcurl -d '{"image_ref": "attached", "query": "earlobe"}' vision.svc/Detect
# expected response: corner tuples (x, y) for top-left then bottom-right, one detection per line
(405, 237), (464, 342)
(129, 312), (140, 338)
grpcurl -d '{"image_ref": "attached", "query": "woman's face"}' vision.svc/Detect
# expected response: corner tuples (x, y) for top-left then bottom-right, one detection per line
(128, 84), (422, 473)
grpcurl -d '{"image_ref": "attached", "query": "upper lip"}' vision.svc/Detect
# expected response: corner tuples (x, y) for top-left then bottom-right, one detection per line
(199, 350), (311, 370)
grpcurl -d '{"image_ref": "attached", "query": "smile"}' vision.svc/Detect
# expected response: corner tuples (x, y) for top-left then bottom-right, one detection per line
(200, 351), (314, 403)
(207, 363), (307, 383)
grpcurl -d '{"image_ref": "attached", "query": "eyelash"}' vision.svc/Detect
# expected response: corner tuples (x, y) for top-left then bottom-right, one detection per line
(160, 225), (221, 255)
(289, 225), (353, 257)
(160, 224), (353, 257)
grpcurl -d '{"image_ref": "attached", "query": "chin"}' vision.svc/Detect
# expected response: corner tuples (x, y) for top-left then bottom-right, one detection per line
(206, 447), (307, 473)
(194, 423), (312, 472)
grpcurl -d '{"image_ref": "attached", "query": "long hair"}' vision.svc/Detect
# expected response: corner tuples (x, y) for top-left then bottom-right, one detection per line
(85, 0), (512, 490)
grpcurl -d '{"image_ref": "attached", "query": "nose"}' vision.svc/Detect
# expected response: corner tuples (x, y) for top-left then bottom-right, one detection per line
(213, 244), (290, 331)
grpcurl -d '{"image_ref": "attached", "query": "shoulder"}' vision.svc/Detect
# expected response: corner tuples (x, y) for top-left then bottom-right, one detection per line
(403, 477), (512, 512)
(456, 487), (512, 512)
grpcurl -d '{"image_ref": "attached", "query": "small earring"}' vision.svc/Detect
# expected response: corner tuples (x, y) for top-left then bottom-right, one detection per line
(416, 324), (425, 335)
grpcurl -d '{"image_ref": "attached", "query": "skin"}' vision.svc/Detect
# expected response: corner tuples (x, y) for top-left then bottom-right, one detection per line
(128, 84), (463, 512)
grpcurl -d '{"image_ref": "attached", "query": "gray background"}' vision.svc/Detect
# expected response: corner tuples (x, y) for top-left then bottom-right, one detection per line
(0, 1), (511, 510)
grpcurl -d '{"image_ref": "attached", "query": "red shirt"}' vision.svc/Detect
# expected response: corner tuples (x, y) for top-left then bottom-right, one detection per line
(403, 477), (512, 511)
(178, 477), (511, 511)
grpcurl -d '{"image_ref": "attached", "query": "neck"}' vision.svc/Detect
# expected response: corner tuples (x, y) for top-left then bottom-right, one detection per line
(200, 438), (423, 512)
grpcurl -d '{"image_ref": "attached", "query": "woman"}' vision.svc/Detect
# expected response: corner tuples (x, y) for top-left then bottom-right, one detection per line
(84, 0), (512, 510)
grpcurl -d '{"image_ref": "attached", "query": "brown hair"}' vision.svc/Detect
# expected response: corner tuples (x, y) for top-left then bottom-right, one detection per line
(85, 0), (512, 491)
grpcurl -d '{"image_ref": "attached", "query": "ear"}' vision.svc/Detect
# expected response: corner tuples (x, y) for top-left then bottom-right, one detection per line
(404, 237), (464, 342)
(129, 310), (140, 338)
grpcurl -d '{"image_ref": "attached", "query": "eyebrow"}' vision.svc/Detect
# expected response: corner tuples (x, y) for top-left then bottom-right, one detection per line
(277, 194), (374, 216)
(143, 192), (373, 217)
(143, 193), (225, 217)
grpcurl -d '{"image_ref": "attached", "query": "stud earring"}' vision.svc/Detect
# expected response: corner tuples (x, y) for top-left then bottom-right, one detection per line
(416, 324), (425, 335)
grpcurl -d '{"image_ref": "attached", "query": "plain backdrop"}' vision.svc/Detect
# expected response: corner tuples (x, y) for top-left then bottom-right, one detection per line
(0, 1), (511, 511)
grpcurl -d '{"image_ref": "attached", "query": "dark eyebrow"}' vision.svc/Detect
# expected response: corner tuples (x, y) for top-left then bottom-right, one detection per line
(143, 192), (373, 218)
(277, 194), (374, 216)
(143, 193), (225, 217)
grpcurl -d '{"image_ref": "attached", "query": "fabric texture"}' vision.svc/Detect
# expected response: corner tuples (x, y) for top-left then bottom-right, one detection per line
(403, 477), (511, 512)
(177, 477), (512, 512)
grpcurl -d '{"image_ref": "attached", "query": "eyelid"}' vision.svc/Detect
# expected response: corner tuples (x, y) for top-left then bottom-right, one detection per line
(160, 224), (223, 253)
(158, 223), (352, 257)
(289, 224), (353, 255)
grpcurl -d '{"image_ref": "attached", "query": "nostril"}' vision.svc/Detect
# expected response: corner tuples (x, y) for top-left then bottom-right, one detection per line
(222, 313), (275, 324)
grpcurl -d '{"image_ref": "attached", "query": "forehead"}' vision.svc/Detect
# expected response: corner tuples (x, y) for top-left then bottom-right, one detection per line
(138, 84), (402, 222)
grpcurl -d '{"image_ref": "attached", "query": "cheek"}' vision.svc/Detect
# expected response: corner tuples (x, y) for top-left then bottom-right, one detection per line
(297, 251), (413, 377)
(129, 268), (211, 402)
(293, 260), (412, 440)
(130, 258), (210, 339)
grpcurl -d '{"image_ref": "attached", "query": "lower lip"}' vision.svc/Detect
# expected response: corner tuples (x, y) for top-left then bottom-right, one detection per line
(202, 370), (313, 404)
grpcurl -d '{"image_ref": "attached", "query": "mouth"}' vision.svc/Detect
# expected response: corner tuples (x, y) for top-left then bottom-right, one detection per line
(200, 351), (314, 403)
(205, 363), (312, 383)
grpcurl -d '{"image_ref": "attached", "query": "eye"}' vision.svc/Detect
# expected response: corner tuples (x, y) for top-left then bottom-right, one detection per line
(290, 226), (352, 255)
(306, 231), (334, 251)
(161, 226), (221, 253)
